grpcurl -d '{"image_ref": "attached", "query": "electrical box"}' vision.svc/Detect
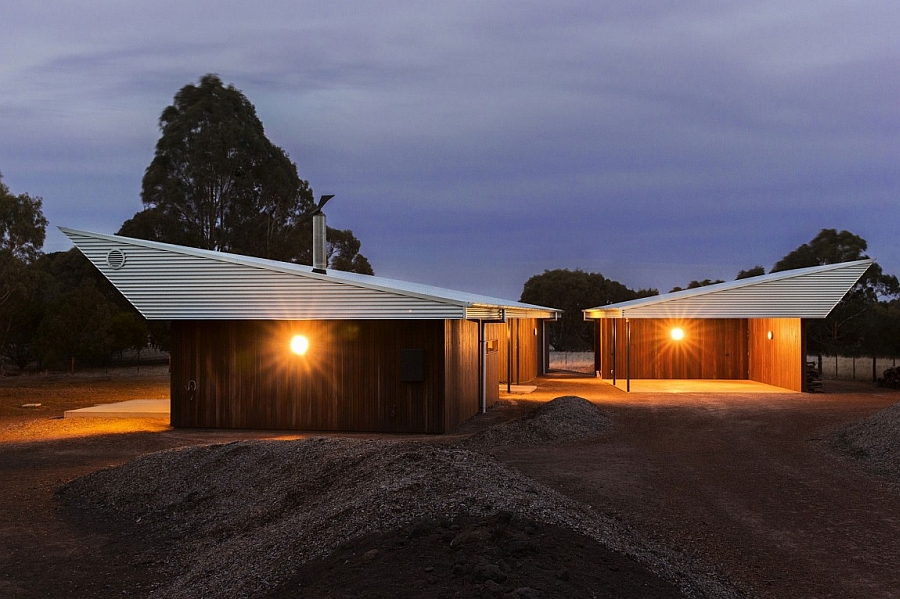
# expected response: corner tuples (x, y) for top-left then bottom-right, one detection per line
(400, 349), (425, 382)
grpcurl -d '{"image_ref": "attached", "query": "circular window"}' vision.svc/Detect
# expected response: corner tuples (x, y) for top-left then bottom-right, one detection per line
(106, 249), (126, 270)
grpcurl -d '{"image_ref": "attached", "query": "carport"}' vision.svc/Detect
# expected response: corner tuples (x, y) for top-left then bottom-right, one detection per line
(583, 260), (872, 392)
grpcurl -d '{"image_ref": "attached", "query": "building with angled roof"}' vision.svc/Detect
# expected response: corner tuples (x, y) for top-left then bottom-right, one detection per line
(63, 228), (561, 433)
(583, 260), (873, 391)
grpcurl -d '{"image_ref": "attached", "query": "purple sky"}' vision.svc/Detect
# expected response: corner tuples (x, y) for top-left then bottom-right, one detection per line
(2, 2), (898, 300)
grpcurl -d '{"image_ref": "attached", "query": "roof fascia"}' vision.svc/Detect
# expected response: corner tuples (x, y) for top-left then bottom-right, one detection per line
(583, 259), (874, 319)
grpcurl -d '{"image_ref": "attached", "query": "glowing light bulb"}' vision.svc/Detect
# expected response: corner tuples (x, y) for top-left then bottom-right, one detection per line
(670, 327), (685, 341)
(290, 335), (309, 355)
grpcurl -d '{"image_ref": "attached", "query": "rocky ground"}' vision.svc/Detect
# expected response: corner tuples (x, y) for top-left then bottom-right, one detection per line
(829, 399), (900, 478)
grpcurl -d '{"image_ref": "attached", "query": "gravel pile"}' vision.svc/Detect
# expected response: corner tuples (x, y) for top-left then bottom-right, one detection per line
(831, 400), (900, 478)
(460, 395), (611, 449)
(60, 396), (736, 599)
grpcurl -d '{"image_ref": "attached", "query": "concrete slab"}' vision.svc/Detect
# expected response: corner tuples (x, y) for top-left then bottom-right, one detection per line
(500, 384), (538, 394)
(608, 379), (794, 394)
(64, 399), (170, 419)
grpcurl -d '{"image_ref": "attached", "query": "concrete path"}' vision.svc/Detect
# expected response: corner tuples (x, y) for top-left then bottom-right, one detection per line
(64, 399), (169, 419)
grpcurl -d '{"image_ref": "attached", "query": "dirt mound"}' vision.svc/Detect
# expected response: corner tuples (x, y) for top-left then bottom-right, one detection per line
(273, 511), (684, 599)
(831, 400), (900, 478)
(60, 437), (683, 599)
(461, 395), (610, 449)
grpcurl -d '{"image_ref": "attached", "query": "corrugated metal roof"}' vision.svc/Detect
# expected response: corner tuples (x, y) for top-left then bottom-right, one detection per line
(583, 259), (873, 319)
(61, 228), (561, 321)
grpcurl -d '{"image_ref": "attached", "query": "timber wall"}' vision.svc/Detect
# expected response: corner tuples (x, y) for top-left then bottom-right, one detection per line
(486, 318), (542, 384)
(443, 319), (482, 431)
(170, 319), (453, 433)
(748, 318), (803, 391)
(597, 318), (748, 380)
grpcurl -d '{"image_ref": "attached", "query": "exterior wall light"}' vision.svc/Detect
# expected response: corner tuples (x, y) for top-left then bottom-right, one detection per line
(290, 335), (309, 355)
(767, 331), (774, 340)
(670, 327), (685, 341)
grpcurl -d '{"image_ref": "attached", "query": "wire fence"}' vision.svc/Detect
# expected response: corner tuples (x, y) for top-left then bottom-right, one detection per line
(810, 355), (899, 382)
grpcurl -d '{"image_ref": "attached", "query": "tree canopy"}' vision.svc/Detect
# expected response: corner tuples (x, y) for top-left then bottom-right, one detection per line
(736, 265), (765, 280)
(122, 74), (372, 273)
(0, 172), (47, 264)
(670, 278), (724, 293)
(0, 174), (50, 367)
(520, 269), (656, 351)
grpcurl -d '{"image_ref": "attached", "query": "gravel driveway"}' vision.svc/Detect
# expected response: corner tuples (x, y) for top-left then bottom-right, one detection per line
(496, 375), (900, 598)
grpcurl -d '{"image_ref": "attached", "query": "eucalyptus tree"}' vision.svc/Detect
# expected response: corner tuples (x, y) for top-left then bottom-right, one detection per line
(123, 74), (371, 272)
(0, 172), (47, 265)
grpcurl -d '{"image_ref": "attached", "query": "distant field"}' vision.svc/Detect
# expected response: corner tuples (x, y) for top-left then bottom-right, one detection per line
(549, 351), (594, 373)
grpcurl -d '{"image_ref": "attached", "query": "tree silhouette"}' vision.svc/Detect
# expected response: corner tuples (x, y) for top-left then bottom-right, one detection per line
(123, 74), (371, 273)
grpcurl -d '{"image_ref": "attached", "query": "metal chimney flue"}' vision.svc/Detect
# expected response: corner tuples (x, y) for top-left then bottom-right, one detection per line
(312, 212), (327, 274)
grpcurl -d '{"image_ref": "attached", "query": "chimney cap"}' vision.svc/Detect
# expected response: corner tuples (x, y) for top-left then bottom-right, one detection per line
(314, 194), (335, 214)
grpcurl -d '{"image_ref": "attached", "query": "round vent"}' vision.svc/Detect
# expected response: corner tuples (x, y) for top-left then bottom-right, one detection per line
(106, 249), (126, 270)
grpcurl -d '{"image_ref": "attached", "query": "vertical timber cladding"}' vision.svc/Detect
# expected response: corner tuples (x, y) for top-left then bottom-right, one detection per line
(443, 319), (481, 431)
(170, 319), (449, 433)
(599, 318), (749, 379)
(748, 318), (803, 391)
(485, 318), (542, 384)
(169, 321), (199, 427)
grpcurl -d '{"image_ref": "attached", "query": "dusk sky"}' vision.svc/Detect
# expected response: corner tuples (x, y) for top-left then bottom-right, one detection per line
(2, 2), (898, 300)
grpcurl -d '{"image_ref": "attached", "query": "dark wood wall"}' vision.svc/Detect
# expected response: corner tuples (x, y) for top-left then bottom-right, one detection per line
(748, 318), (803, 391)
(170, 319), (452, 433)
(597, 318), (749, 380)
(486, 318), (542, 384)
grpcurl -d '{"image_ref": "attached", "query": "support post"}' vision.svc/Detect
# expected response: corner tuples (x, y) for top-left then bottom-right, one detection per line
(506, 319), (512, 393)
(612, 319), (617, 385)
(478, 320), (486, 413)
(626, 318), (631, 393)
